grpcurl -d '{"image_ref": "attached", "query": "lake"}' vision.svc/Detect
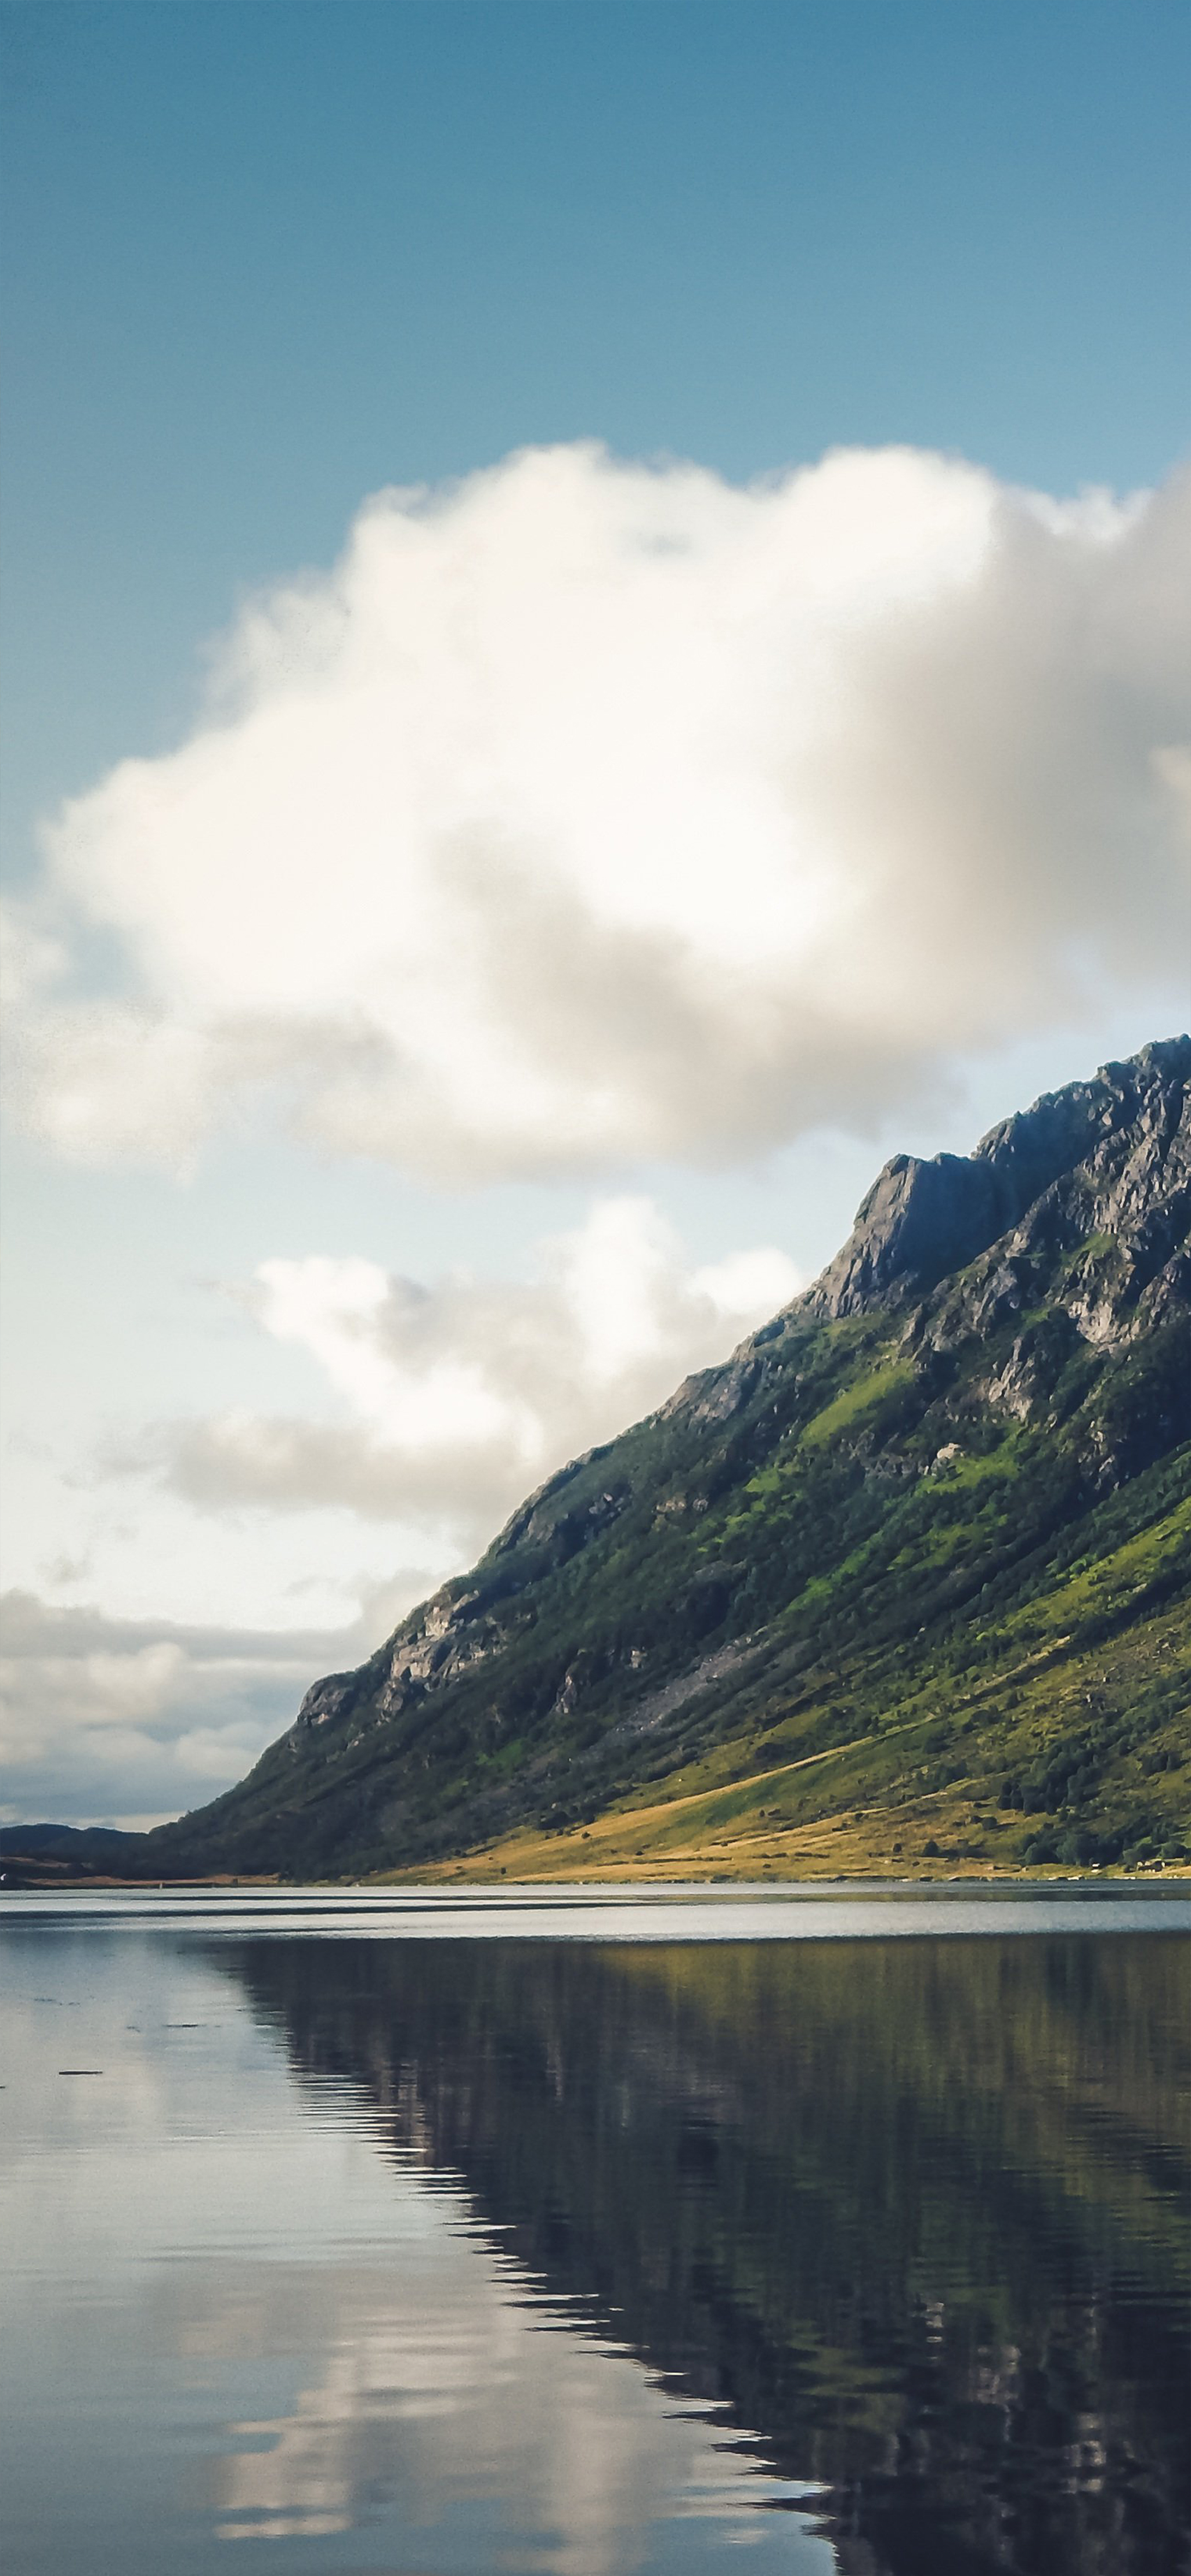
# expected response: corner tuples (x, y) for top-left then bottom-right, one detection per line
(2, 1886), (1188, 2575)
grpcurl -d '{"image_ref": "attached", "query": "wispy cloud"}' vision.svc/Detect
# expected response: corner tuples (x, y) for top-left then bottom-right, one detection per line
(139, 1196), (800, 1547)
(8, 443), (1186, 1177)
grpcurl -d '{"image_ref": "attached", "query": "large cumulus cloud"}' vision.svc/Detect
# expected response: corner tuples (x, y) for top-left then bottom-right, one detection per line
(9, 443), (1188, 1176)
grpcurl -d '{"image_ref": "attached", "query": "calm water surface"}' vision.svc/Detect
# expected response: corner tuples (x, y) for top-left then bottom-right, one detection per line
(1, 1887), (1188, 2576)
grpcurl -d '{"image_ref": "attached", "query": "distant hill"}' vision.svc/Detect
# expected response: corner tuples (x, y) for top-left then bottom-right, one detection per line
(0, 1822), (149, 1887)
(16, 1038), (1191, 1884)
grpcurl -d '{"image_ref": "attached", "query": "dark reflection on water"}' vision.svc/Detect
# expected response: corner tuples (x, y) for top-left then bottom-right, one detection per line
(2, 1909), (1188, 2576)
(226, 1932), (1190, 2576)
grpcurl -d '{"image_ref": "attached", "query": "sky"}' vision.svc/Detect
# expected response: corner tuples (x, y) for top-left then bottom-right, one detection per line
(1, 0), (1188, 1826)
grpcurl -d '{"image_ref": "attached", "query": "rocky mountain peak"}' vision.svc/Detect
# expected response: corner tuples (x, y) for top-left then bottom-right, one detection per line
(806, 1034), (1190, 1322)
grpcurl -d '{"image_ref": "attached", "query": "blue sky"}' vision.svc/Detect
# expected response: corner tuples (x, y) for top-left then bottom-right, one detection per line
(1, 0), (1187, 1822)
(3, 0), (1187, 859)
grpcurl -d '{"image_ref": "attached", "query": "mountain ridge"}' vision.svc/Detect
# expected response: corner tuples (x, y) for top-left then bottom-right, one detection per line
(8, 1037), (1189, 1883)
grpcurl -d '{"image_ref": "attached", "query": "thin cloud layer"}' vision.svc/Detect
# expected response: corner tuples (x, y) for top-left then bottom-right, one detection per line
(10, 444), (1188, 1176)
(0, 1593), (317, 1826)
(0, 1581), (428, 1827)
(153, 1197), (801, 1547)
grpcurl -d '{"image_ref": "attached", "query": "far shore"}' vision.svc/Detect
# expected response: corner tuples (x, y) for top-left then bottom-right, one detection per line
(3, 1859), (1188, 1893)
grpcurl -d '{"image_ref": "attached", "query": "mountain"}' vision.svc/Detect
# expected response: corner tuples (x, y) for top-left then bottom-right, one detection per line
(124, 1034), (1188, 1885)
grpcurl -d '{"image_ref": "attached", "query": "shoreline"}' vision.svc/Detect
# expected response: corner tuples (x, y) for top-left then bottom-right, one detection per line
(3, 1860), (1188, 1893)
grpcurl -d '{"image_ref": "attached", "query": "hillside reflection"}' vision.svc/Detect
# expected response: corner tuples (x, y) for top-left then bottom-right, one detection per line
(220, 1933), (1190, 2576)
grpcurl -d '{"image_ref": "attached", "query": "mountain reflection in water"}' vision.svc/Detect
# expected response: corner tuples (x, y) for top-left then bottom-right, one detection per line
(3, 1912), (1188, 2576)
(215, 1931), (1189, 2576)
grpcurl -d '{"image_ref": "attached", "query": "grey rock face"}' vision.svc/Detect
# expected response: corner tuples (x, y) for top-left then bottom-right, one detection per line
(806, 1151), (1009, 1318)
(915, 1037), (1191, 1367)
(807, 1036), (1191, 1326)
(294, 1667), (370, 1735)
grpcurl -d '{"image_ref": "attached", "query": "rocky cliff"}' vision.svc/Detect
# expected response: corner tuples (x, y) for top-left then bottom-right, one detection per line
(810, 1038), (1190, 1328)
(147, 1037), (1190, 1879)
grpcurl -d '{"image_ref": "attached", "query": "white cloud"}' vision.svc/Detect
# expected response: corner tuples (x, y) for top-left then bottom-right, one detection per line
(154, 1196), (801, 1544)
(8, 443), (1186, 1178)
(0, 1583), (425, 1828)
